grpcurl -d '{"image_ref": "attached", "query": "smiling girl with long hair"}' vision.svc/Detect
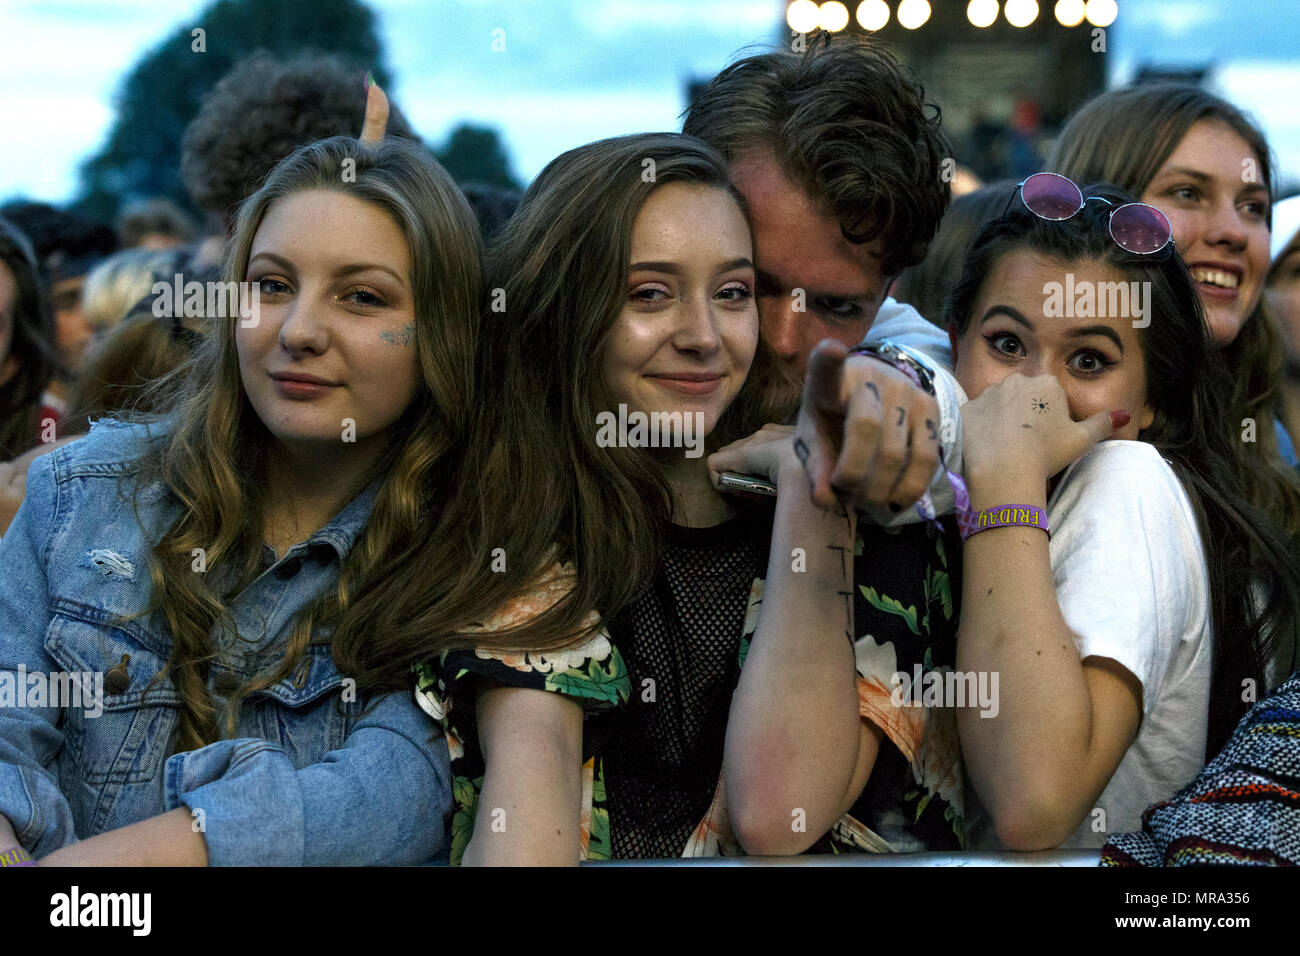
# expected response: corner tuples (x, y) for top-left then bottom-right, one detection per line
(412, 133), (967, 863)
(0, 135), (481, 865)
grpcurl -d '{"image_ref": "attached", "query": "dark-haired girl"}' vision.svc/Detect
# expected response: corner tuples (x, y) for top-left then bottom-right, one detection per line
(947, 175), (1300, 849)
(1050, 88), (1300, 685)
(414, 132), (965, 863)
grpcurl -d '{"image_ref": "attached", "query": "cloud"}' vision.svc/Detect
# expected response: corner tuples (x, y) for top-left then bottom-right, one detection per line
(401, 85), (692, 182)
(1118, 0), (1300, 59)
(378, 0), (775, 95)
(579, 0), (775, 35)
(0, 0), (209, 202)
(1213, 62), (1300, 188)
(375, 0), (780, 181)
(7, 0), (1300, 203)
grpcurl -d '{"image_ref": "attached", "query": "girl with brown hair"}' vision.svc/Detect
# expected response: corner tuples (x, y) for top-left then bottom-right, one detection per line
(945, 177), (1299, 847)
(0, 134), (481, 865)
(414, 132), (967, 863)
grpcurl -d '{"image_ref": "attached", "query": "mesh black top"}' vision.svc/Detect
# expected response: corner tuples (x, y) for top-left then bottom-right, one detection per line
(597, 507), (772, 859)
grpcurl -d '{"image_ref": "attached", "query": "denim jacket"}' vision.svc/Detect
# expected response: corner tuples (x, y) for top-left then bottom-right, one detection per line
(0, 418), (451, 864)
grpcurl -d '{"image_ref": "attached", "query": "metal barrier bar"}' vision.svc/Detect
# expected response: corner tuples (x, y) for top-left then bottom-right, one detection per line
(584, 849), (1101, 866)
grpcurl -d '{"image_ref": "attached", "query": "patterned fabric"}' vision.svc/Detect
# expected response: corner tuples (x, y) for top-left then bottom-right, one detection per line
(829, 522), (966, 854)
(1100, 672), (1300, 867)
(415, 511), (964, 862)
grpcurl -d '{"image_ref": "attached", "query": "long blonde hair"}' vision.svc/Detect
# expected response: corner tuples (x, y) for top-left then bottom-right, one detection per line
(123, 136), (483, 750)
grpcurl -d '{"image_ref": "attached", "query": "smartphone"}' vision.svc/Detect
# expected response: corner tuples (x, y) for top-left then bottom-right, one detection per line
(716, 471), (777, 497)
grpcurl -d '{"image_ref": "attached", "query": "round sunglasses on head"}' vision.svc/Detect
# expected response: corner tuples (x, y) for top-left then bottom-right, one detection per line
(1006, 171), (1174, 256)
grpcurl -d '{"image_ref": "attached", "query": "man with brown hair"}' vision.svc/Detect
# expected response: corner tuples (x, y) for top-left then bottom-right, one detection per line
(684, 32), (963, 521)
(687, 32), (971, 855)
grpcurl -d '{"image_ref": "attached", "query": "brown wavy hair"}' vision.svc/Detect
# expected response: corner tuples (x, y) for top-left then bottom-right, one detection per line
(119, 136), (482, 751)
(682, 30), (951, 278)
(0, 217), (58, 460)
(1047, 84), (1300, 546)
(326, 133), (800, 679)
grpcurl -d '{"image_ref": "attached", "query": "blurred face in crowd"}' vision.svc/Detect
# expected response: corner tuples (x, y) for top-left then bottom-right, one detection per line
(237, 189), (421, 457)
(51, 275), (94, 372)
(1267, 229), (1300, 368)
(601, 182), (758, 440)
(953, 250), (1153, 442)
(730, 148), (890, 378)
(1141, 119), (1270, 346)
(0, 262), (17, 387)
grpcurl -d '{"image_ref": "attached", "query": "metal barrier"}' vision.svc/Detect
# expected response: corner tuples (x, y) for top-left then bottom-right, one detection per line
(585, 849), (1101, 866)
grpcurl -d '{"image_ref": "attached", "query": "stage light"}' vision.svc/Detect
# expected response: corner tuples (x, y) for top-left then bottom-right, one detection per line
(967, 0), (999, 28)
(1085, 0), (1117, 27)
(1005, 0), (1038, 26)
(819, 1), (850, 31)
(898, 0), (931, 30)
(787, 0), (821, 33)
(1054, 0), (1085, 26)
(856, 0), (890, 31)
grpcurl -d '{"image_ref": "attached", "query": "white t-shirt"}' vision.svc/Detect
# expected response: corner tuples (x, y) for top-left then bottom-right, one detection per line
(1048, 440), (1212, 848)
(868, 309), (1217, 847)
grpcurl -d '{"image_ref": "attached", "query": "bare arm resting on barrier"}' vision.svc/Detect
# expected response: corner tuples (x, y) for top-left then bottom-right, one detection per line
(710, 424), (883, 854)
(462, 682), (584, 866)
(38, 809), (207, 867)
(0, 815), (21, 861)
(956, 373), (1141, 850)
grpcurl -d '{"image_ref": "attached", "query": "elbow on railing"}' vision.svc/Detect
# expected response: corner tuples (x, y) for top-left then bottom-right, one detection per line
(988, 795), (1078, 852)
(728, 791), (821, 857)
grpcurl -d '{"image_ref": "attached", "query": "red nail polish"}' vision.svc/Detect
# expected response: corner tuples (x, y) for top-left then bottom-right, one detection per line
(1110, 410), (1131, 429)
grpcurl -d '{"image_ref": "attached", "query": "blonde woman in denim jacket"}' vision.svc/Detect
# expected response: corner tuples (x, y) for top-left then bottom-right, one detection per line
(0, 135), (481, 865)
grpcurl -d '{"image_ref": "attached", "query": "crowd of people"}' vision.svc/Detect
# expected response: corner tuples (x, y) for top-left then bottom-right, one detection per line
(1, 32), (1298, 867)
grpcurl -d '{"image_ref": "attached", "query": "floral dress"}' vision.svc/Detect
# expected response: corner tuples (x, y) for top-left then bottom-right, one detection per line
(414, 506), (964, 862)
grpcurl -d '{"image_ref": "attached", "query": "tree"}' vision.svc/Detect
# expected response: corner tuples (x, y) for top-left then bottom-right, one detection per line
(73, 0), (393, 224)
(435, 124), (520, 192)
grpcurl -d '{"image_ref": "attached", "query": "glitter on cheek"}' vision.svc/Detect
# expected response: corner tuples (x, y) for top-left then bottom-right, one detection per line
(379, 321), (415, 347)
